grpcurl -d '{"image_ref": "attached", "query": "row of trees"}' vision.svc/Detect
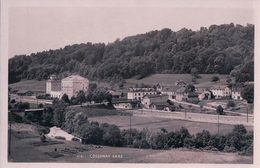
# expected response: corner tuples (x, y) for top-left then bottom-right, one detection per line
(62, 109), (253, 155)
(9, 23), (254, 84)
(60, 88), (113, 106)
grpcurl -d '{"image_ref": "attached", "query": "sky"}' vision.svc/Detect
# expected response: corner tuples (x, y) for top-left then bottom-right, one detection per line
(8, 1), (254, 58)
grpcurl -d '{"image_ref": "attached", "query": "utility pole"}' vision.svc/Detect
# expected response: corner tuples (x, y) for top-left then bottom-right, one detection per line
(129, 115), (132, 145)
(247, 104), (249, 123)
(217, 113), (220, 134)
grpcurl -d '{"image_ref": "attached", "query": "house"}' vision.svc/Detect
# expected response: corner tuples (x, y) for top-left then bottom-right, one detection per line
(17, 90), (33, 96)
(232, 87), (243, 100)
(127, 87), (157, 100)
(150, 102), (172, 111)
(109, 91), (124, 99)
(175, 87), (198, 102)
(175, 80), (187, 87)
(210, 85), (231, 99)
(160, 85), (180, 99)
(61, 75), (89, 98)
(112, 99), (140, 109)
(198, 90), (213, 100)
(46, 75), (61, 94)
(142, 94), (169, 109)
(46, 74), (89, 99)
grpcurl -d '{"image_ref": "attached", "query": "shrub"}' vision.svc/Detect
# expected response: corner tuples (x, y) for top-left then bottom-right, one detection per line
(183, 136), (195, 148)
(133, 139), (150, 149)
(40, 134), (46, 142)
(208, 134), (227, 151)
(80, 124), (103, 145)
(211, 76), (220, 82)
(227, 100), (236, 108)
(195, 130), (211, 148)
(216, 105), (224, 115)
(102, 124), (122, 146)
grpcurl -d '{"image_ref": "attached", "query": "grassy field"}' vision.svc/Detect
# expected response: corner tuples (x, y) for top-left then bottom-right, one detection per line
(9, 80), (47, 93)
(9, 79), (113, 93)
(9, 123), (252, 163)
(9, 74), (229, 93)
(125, 74), (229, 87)
(88, 115), (253, 135)
(65, 106), (131, 118)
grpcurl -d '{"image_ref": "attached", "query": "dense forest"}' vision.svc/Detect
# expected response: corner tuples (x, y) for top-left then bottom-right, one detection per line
(9, 23), (254, 84)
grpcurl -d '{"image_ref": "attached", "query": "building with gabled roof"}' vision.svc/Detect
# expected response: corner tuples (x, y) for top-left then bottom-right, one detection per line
(127, 87), (157, 100)
(210, 85), (231, 99)
(46, 74), (89, 99)
(232, 87), (243, 100)
(142, 94), (169, 108)
(61, 75), (89, 98)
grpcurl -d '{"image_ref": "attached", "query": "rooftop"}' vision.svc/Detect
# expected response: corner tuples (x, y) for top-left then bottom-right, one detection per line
(211, 85), (230, 90)
(144, 94), (169, 103)
(62, 75), (89, 82)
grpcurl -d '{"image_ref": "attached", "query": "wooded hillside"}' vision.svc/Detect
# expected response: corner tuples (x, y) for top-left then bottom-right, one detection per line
(9, 23), (254, 84)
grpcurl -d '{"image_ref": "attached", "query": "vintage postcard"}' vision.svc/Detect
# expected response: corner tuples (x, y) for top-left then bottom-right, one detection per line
(1, 0), (259, 167)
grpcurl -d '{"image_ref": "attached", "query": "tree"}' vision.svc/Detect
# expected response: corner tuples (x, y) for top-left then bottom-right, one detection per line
(185, 84), (195, 92)
(101, 124), (122, 146)
(195, 130), (211, 148)
(89, 83), (97, 92)
(191, 67), (199, 78)
(227, 100), (235, 108)
(80, 124), (103, 145)
(216, 105), (224, 115)
(226, 77), (232, 84)
(211, 76), (220, 82)
(52, 101), (67, 127)
(76, 90), (86, 104)
(241, 85), (254, 104)
(61, 94), (70, 104)
(40, 133), (46, 142)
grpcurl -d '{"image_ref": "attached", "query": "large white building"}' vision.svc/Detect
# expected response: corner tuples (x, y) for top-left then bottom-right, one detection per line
(46, 74), (89, 99)
(61, 75), (89, 98)
(232, 88), (243, 100)
(46, 75), (62, 98)
(127, 87), (157, 100)
(211, 85), (231, 99)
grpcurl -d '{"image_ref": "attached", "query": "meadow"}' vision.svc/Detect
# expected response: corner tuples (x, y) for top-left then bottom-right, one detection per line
(88, 115), (253, 135)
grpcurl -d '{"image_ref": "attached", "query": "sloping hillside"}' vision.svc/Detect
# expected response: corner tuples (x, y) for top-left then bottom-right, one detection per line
(9, 23), (254, 84)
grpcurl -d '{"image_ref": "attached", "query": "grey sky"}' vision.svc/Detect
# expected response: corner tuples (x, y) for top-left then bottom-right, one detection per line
(9, 5), (254, 58)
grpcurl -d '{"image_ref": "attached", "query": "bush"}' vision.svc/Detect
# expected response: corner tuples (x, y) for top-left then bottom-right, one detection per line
(216, 105), (224, 115)
(80, 124), (103, 145)
(195, 130), (211, 148)
(241, 143), (253, 156)
(102, 124), (122, 146)
(133, 139), (150, 149)
(211, 76), (220, 82)
(40, 134), (46, 142)
(227, 100), (236, 108)
(37, 126), (50, 135)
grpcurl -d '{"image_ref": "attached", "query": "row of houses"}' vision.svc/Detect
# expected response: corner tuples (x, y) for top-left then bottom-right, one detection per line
(127, 83), (243, 102)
